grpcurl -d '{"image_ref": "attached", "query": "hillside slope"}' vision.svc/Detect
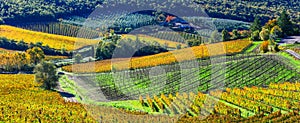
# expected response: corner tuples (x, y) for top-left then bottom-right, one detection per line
(0, 25), (99, 51)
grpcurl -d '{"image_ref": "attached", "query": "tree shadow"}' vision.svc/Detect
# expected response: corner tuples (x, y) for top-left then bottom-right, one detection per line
(57, 91), (75, 98)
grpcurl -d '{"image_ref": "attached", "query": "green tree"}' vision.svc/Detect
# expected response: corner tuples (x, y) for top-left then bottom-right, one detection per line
(210, 30), (221, 42)
(270, 26), (283, 41)
(277, 10), (293, 36)
(232, 29), (240, 39)
(96, 42), (117, 60)
(34, 61), (58, 90)
(263, 19), (277, 30)
(176, 44), (181, 49)
(26, 47), (45, 64)
(250, 30), (259, 41)
(250, 16), (262, 32)
(259, 28), (270, 41)
(221, 29), (230, 41)
(0, 18), (4, 24)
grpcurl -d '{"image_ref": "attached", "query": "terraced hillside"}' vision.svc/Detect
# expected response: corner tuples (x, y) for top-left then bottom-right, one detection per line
(67, 54), (299, 102)
(63, 40), (252, 73)
(140, 82), (300, 122)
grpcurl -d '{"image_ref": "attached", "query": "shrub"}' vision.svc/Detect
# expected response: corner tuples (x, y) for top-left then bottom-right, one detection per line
(260, 41), (269, 53)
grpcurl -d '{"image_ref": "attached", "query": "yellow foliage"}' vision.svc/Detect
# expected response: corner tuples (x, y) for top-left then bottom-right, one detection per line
(0, 25), (99, 51)
(0, 74), (96, 122)
(260, 41), (269, 53)
(64, 40), (252, 73)
(121, 34), (187, 48)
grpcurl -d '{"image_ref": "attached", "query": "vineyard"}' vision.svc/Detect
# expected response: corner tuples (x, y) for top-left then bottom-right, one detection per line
(0, 48), (16, 54)
(121, 34), (187, 49)
(0, 74), (96, 122)
(16, 23), (100, 39)
(138, 82), (300, 122)
(72, 54), (299, 101)
(149, 31), (207, 44)
(183, 17), (251, 31)
(0, 25), (99, 51)
(64, 40), (251, 73)
(1, 0), (300, 122)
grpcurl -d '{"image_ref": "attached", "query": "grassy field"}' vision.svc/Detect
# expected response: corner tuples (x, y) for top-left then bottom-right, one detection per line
(0, 25), (99, 51)
(63, 40), (252, 73)
(121, 34), (187, 49)
(244, 41), (262, 53)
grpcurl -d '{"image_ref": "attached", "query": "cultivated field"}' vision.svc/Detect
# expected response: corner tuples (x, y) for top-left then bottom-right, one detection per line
(0, 74), (96, 122)
(64, 40), (251, 73)
(0, 25), (99, 51)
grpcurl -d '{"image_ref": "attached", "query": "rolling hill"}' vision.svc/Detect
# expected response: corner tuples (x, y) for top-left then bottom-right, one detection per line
(0, 25), (99, 51)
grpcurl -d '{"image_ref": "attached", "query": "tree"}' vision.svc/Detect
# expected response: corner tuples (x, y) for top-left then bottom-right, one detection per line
(232, 29), (240, 39)
(250, 30), (260, 41)
(14, 52), (30, 70)
(74, 54), (82, 63)
(221, 29), (230, 41)
(260, 41), (269, 53)
(277, 10), (293, 36)
(34, 61), (58, 90)
(250, 16), (262, 32)
(270, 26), (283, 41)
(26, 47), (45, 64)
(187, 39), (201, 47)
(0, 18), (4, 24)
(176, 44), (182, 49)
(259, 28), (270, 41)
(210, 30), (221, 42)
(263, 19), (277, 30)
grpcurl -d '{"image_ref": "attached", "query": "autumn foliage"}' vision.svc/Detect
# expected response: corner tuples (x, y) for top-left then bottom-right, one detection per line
(260, 41), (269, 53)
(63, 40), (251, 73)
(0, 25), (99, 51)
(0, 74), (96, 122)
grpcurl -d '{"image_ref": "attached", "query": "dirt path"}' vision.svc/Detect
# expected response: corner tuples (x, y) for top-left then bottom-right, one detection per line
(285, 49), (300, 60)
(278, 36), (300, 45)
(56, 78), (78, 103)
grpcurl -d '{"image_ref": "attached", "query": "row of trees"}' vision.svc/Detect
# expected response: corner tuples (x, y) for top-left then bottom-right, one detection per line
(0, 47), (45, 72)
(0, 46), (61, 90)
(250, 10), (299, 40)
(219, 29), (249, 42)
(95, 35), (168, 60)
(195, 0), (300, 23)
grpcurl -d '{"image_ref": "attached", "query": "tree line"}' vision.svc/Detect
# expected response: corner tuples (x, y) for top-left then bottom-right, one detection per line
(0, 0), (103, 24)
(248, 10), (299, 53)
(195, 0), (300, 23)
(0, 47), (45, 72)
(1, 0), (299, 25)
(95, 35), (168, 60)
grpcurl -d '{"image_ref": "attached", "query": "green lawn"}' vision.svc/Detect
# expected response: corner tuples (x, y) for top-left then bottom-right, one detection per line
(97, 100), (153, 113)
(244, 41), (262, 53)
